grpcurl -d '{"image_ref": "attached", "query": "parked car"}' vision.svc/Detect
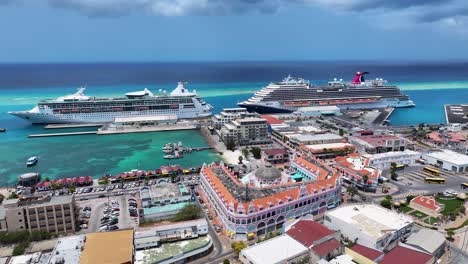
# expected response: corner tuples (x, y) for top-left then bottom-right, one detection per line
(108, 225), (119, 231)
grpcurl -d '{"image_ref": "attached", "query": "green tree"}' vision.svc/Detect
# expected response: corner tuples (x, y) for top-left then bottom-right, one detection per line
(231, 241), (247, 255)
(339, 128), (344, 136)
(238, 156), (243, 164)
(119, 177), (124, 187)
(8, 193), (18, 199)
(51, 182), (61, 190)
(362, 174), (369, 185)
(0, 194), (4, 205)
(347, 186), (358, 200)
(242, 148), (249, 158)
(406, 195), (415, 204)
(44, 177), (50, 182)
(68, 185), (76, 194)
(223, 259), (230, 264)
(12, 241), (29, 256)
(145, 175), (150, 186)
(226, 140), (236, 151)
(250, 147), (262, 159)
(380, 199), (392, 209)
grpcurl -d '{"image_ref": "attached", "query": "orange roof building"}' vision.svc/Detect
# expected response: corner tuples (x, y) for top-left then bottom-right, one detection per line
(334, 154), (380, 190)
(199, 156), (341, 240)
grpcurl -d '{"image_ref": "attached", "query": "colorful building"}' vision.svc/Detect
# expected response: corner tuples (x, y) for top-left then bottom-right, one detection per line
(334, 153), (380, 192)
(199, 156), (341, 240)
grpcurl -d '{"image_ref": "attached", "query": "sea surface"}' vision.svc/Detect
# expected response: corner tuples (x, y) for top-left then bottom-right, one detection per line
(0, 61), (467, 186)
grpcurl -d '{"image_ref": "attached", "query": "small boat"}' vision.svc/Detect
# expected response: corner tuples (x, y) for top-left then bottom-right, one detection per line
(0, 128), (5, 132)
(26, 156), (38, 167)
(164, 155), (176, 159)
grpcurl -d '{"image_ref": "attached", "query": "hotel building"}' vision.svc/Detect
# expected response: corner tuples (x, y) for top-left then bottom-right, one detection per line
(0, 195), (76, 234)
(199, 156), (341, 240)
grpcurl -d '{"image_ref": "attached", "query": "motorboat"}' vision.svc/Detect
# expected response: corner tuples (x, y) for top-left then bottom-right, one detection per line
(26, 156), (38, 167)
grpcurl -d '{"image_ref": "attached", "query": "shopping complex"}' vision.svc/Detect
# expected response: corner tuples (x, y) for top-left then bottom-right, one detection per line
(199, 155), (342, 240)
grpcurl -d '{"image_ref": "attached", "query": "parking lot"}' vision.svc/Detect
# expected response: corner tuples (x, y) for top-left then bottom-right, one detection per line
(76, 193), (140, 233)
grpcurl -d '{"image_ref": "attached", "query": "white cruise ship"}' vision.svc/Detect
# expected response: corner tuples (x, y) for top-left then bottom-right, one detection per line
(238, 72), (415, 113)
(9, 82), (213, 124)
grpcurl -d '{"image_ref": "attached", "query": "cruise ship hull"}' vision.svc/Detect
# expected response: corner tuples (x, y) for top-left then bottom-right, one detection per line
(238, 99), (415, 114)
(9, 109), (212, 124)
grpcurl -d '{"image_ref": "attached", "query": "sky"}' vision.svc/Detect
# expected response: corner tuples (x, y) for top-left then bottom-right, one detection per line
(0, 0), (468, 62)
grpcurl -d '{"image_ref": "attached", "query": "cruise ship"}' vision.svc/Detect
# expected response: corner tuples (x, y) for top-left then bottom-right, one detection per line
(9, 82), (213, 124)
(238, 72), (415, 113)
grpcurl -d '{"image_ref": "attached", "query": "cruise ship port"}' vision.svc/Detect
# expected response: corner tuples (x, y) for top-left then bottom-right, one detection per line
(28, 115), (206, 137)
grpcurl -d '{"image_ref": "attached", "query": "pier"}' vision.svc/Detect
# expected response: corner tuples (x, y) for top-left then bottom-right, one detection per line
(44, 123), (104, 129)
(28, 131), (97, 138)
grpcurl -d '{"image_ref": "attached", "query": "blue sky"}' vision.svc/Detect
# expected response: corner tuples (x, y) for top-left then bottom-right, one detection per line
(0, 0), (467, 62)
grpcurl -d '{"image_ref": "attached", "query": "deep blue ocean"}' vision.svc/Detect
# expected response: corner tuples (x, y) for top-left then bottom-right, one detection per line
(0, 61), (467, 185)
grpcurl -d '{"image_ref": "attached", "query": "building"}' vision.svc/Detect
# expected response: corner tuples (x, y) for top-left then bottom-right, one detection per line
(47, 235), (86, 264)
(262, 148), (289, 164)
(220, 117), (270, 146)
(335, 153), (380, 191)
(135, 235), (212, 264)
(324, 204), (413, 251)
(289, 133), (343, 149)
(199, 156), (341, 240)
(402, 228), (446, 258)
(285, 219), (343, 262)
(212, 108), (258, 129)
(301, 142), (356, 159)
(139, 182), (193, 221)
(380, 246), (433, 264)
(294, 105), (341, 117)
(239, 235), (309, 264)
(346, 244), (384, 264)
(80, 229), (134, 264)
(409, 196), (444, 218)
(350, 135), (408, 154)
(1, 195), (76, 234)
(134, 219), (208, 250)
(421, 149), (468, 173)
(363, 150), (421, 170)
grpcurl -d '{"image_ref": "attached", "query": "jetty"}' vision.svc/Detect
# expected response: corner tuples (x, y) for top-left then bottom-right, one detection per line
(28, 131), (97, 138)
(44, 123), (104, 129)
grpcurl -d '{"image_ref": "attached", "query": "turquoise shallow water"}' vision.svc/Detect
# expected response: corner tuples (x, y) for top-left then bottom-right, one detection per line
(1, 61), (468, 186)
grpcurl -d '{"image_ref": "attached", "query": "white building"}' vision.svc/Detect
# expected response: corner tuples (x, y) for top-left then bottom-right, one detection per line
(364, 150), (421, 170)
(324, 204), (413, 251)
(212, 108), (258, 129)
(240, 235), (309, 264)
(220, 117), (270, 146)
(421, 149), (468, 173)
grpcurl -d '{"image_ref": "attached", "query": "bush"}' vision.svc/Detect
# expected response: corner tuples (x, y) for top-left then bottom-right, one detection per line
(223, 259), (230, 264)
(0, 194), (4, 205)
(0, 231), (30, 245)
(12, 241), (29, 256)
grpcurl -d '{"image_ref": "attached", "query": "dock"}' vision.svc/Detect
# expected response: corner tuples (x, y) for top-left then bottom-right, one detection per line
(44, 123), (104, 129)
(97, 123), (199, 135)
(28, 131), (97, 138)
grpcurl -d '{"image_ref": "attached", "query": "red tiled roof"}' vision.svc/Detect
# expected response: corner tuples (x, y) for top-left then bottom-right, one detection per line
(311, 239), (341, 257)
(286, 220), (334, 248)
(410, 196), (442, 211)
(380, 246), (432, 264)
(260, 115), (283, 125)
(350, 244), (384, 261)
